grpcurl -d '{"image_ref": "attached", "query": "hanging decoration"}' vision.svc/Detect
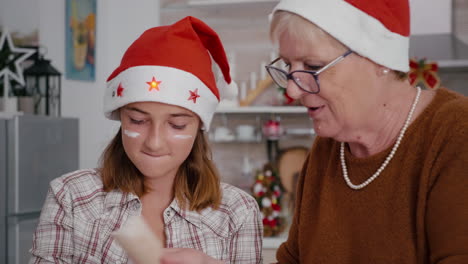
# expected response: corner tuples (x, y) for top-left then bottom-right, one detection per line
(262, 118), (283, 162)
(0, 30), (36, 106)
(408, 58), (441, 90)
(262, 119), (284, 141)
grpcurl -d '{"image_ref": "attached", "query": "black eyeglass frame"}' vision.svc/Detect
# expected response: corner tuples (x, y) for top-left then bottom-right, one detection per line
(265, 50), (353, 94)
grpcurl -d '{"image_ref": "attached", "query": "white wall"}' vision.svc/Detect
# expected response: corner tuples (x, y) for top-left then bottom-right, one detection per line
(38, 0), (160, 169)
(410, 0), (452, 35)
(0, 0), (38, 38)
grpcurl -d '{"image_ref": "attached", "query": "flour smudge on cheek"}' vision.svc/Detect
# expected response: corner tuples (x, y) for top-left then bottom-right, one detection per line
(172, 134), (193, 140)
(124, 129), (141, 138)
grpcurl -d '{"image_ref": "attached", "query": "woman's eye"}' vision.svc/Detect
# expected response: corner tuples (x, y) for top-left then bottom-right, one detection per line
(130, 118), (145, 125)
(305, 64), (322, 71)
(170, 123), (186, 130)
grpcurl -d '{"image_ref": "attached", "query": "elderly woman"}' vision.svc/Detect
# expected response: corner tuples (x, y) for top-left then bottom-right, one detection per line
(265, 0), (468, 263)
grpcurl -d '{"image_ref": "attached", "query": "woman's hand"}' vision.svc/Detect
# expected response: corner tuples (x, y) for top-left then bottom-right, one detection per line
(159, 248), (223, 264)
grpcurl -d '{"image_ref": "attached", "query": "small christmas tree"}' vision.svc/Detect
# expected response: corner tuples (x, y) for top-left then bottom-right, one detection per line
(252, 163), (285, 237)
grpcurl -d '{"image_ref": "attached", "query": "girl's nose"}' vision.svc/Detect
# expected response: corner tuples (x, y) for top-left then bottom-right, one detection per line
(144, 124), (165, 151)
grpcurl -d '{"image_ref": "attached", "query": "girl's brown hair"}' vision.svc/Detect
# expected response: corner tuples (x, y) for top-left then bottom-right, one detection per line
(99, 128), (221, 211)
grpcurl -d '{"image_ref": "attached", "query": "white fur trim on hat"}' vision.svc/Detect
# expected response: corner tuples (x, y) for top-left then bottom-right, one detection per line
(104, 66), (219, 130)
(272, 0), (409, 72)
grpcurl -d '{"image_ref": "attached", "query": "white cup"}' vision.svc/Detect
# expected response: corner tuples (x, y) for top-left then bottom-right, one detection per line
(214, 126), (232, 141)
(236, 125), (255, 140)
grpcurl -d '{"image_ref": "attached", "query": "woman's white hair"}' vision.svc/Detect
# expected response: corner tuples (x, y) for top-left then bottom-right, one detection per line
(270, 11), (346, 52)
(269, 11), (408, 80)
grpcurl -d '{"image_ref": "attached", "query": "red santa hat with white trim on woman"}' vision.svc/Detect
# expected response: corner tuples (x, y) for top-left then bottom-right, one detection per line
(271, 0), (410, 72)
(104, 16), (236, 130)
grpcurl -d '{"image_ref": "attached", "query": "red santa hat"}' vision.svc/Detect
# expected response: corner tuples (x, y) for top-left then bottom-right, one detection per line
(104, 16), (236, 130)
(271, 0), (410, 72)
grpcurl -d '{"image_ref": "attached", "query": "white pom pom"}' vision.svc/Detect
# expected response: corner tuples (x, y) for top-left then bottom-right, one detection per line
(217, 77), (238, 101)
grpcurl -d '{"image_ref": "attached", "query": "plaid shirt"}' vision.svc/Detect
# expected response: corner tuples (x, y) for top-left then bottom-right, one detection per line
(29, 169), (263, 264)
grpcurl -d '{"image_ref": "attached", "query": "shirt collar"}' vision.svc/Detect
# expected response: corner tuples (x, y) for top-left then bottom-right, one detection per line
(169, 198), (202, 228)
(169, 199), (231, 238)
(104, 189), (140, 210)
(104, 190), (203, 229)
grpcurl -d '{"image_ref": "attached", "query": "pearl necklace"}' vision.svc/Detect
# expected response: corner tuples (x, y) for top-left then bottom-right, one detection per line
(340, 87), (421, 190)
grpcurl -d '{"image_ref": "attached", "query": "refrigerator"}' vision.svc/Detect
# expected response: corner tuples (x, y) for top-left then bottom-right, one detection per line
(0, 114), (79, 264)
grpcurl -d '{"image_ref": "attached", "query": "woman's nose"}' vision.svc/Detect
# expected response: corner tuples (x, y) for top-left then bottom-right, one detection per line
(286, 78), (305, 100)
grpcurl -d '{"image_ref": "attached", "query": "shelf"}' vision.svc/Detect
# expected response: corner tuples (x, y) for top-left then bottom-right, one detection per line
(188, 0), (278, 6)
(162, 0), (279, 9)
(409, 33), (468, 68)
(211, 138), (263, 144)
(215, 106), (307, 114)
(210, 127), (314, 143)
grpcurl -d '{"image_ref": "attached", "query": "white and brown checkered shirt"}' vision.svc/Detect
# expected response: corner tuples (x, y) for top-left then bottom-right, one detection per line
(29, 169), (263, 263)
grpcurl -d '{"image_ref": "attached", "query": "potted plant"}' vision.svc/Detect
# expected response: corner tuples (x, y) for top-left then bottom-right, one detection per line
(12, 83), (35, 114)
(0, 80), (19, 113)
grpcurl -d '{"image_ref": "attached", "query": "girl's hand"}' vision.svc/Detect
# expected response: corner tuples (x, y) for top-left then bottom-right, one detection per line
(159, 248), (223, 264)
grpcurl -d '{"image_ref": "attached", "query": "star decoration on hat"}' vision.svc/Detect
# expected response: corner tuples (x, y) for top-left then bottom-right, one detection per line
(0, 30), (36, 86)
(117, 83), (124, 97)
(147, 76), (162, 91)
(188, 88), (200, 103)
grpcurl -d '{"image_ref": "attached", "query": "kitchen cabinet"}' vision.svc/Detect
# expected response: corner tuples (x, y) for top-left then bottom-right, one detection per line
(216, 106), (306, 114)
(161, 0), (279, 99)
(211, 106), (311, 143)
(0, 119), (6, 262)
(0, 114), (79, 264)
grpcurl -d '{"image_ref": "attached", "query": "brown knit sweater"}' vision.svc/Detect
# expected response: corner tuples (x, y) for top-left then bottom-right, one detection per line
(276, 88), (468, 264)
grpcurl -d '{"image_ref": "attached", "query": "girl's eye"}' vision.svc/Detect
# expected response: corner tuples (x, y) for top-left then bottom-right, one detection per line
(170, 123), (186, 130)
(130, 118), (145, 125)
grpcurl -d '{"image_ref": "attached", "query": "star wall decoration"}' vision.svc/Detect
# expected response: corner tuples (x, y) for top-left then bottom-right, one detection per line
(0, 30), (36, 86)
(188, 88), (200, 103)
(147, 76), (161, 91)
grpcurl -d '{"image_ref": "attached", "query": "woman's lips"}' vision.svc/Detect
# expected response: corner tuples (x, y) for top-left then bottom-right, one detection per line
(307, 105), (324, 118)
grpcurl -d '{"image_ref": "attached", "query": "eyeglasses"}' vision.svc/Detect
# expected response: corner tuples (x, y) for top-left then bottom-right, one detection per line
(265, 50), (353, 94)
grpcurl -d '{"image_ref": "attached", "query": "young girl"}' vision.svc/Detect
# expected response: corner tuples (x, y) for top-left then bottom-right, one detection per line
(30, 16), (263, 264)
